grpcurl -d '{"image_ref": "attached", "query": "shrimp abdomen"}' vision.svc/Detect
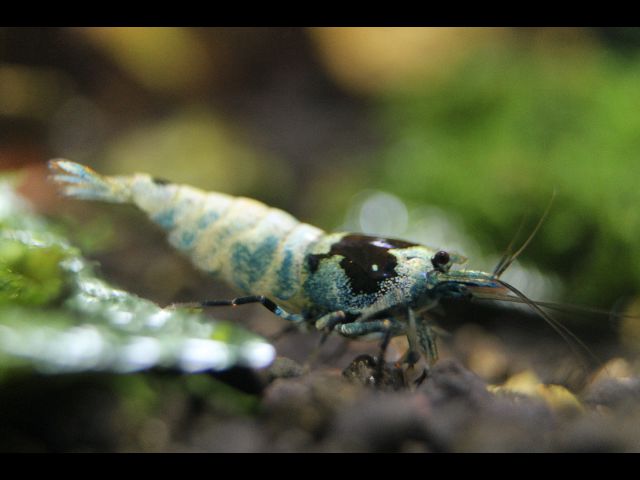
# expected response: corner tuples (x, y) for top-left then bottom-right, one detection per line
(49, 160), (325, 307)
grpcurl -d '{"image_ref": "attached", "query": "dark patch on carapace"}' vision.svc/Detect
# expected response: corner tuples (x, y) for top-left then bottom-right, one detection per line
(307, 234), (419, 295)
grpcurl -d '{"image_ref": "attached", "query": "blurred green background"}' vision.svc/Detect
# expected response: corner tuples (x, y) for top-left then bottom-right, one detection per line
(3, 27), (640, 339)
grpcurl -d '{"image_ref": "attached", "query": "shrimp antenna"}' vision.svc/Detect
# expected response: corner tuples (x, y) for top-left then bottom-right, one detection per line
(493, 277), (601, 369)
(493, 189), (557, 279)
(492, 215), (527, 279)
(478, 295), (637, 321)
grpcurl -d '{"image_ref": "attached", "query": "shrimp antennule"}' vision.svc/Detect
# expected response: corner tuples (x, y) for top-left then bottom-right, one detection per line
(493, 190), (556, 279)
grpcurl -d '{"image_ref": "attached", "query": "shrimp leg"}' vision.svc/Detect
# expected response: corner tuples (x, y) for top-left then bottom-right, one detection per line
(337, 318), (400, 382)
(181, 295), (307, 323)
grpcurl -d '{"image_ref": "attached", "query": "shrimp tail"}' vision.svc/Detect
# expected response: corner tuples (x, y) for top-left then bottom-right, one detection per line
(48, 159), (133, 204)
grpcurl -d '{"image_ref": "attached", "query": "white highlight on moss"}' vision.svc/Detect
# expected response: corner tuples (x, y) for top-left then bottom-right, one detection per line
(240, 341), (277, 369)
(117, 336), (162, 372)
(179, 338), (233, 372)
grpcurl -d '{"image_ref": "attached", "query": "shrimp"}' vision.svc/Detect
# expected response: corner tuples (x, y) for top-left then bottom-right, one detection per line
(48, 159), (583, 371)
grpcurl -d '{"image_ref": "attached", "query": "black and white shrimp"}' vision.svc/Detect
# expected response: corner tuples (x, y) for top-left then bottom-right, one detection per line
(48, 160), (579, 370)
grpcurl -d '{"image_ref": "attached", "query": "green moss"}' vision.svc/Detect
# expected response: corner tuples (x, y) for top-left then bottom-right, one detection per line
(185, 374), (260, 416)
(0, 179), (275, 377)
(0, 237), (68, 306)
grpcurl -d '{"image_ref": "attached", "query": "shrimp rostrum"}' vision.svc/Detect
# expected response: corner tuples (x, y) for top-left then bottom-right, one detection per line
(49, 160), (569, 369)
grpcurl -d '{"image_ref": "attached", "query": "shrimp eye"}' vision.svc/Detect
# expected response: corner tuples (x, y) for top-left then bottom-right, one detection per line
(431, 250), (450, 272)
